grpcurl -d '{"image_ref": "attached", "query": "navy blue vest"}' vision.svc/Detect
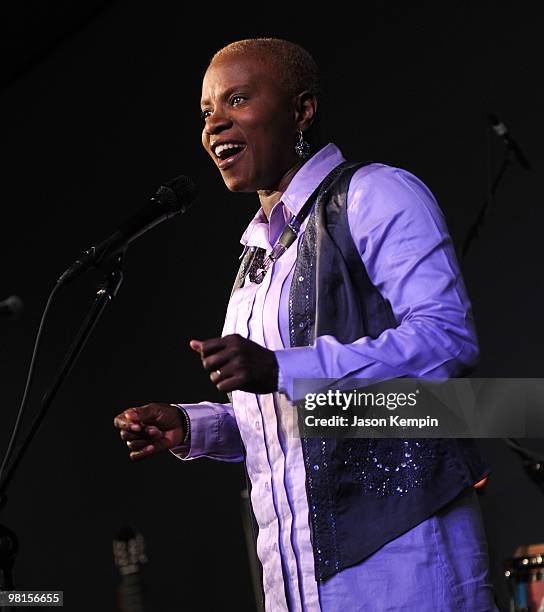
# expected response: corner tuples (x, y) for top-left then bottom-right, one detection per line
(288, 161), (488, 581)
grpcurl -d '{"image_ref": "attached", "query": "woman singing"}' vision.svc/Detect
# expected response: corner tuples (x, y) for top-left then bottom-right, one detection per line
(115, 38), (498, 611)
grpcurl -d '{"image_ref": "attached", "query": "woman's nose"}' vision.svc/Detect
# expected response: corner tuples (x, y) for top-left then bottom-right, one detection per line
(205, 108), (232, 135)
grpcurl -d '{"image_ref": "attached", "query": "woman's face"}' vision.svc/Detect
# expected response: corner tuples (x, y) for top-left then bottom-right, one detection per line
(200, 54), (301, 192)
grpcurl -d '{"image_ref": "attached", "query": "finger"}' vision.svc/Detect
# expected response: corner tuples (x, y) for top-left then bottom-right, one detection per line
(189, 339), (203, 353)
(119, 430), (145, 442)
(129, 443), (160, 461)
(215, 374), (246, 393)
(117, 420), (142, 433)
(198, 337), (230, 359)
(113, 415), (125, 429)
(126, 439), (149, 451)
(207, 360), (238, 384)
(120, 423), (165, 442)
(144, 426), (165, 440)
(124, 409), (142, 422)
(201, 352), (231, 374)
(114, 416), (141, 432)
(114, 409), (143, 429)
(123, 404), (161, 430)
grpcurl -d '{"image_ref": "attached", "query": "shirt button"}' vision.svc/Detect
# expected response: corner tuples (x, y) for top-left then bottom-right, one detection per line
(264, 482), (270, 491)
(254, 420), (261, 430)
(273, 543), (279, 552)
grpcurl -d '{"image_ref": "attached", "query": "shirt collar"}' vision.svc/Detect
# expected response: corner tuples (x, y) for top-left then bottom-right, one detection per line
(239, 143), (346, 248)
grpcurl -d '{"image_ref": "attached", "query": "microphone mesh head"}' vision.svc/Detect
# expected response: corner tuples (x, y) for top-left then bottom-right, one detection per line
(4, 295), (24, 319)
(155, 175), (197, 214)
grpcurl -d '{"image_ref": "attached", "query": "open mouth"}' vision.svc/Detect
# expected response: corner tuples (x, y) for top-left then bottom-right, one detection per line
(213, 142), (247, 169)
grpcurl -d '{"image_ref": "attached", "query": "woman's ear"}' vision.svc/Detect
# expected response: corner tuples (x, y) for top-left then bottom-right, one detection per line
(294, 91), (318, 132)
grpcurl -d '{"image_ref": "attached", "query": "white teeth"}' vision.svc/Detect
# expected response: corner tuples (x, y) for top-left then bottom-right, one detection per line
(214, 143), (245, 158)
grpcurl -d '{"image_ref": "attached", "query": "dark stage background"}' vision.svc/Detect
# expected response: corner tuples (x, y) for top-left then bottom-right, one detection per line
(1, 2), (543, 610)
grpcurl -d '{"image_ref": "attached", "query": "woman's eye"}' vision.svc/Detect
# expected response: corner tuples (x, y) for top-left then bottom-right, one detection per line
(231, 95), (246, 106)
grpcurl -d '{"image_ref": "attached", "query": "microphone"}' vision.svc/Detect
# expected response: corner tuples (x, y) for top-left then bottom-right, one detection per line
(0, 295), (24, 319)
(58, 175), (197, 285)
(487, 113), (531, 170)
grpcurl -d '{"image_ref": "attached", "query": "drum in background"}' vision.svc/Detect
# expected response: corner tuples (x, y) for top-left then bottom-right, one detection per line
(504, 543), (544, 612)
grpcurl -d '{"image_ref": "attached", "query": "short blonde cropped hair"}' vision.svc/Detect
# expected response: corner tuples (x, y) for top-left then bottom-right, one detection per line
(210, 38), (320, 99)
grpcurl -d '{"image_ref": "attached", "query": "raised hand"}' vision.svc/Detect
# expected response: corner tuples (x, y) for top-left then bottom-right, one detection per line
(190, 334), (279, 394)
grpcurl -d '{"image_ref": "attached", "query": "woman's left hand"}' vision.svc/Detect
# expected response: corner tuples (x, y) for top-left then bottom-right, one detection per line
(190, 334), (279, 394)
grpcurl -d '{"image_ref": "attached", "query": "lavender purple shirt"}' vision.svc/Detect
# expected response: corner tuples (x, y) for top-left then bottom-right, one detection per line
(170, 143), (479, 611)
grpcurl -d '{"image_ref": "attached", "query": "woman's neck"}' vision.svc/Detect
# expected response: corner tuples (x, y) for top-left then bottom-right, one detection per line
(257, 158), (306, 219)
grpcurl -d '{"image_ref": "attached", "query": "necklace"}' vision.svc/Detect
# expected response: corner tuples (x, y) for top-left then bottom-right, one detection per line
(241, 161), (348, 286)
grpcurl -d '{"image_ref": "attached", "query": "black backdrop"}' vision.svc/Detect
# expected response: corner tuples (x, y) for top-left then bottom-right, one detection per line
(1, 2), (543, 611)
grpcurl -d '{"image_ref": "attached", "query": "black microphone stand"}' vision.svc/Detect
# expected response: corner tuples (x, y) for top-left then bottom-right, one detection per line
(459, 121), (543, 501)
(460, 113), (530, 263)
(459, 151), (513, 263)
(0, 256), (124, 601)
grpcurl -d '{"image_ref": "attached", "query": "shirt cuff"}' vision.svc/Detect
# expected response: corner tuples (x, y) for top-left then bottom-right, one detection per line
(275, 345), (323, 403)
(169, 403), (220, 461)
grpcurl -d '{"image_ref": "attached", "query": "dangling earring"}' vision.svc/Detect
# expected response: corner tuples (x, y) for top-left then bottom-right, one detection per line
(295, 130), (311, 159)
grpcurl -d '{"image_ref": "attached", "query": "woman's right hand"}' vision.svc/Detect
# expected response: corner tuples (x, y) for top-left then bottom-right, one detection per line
(113, 402), (186, 461)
